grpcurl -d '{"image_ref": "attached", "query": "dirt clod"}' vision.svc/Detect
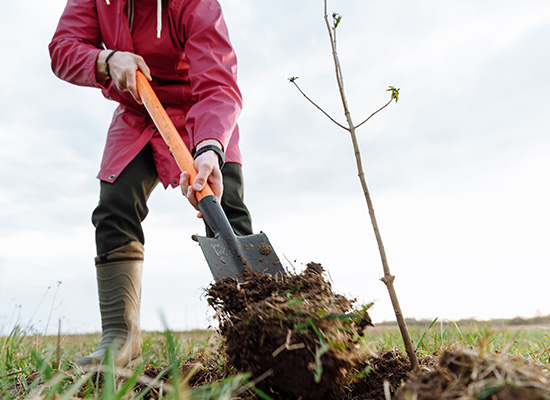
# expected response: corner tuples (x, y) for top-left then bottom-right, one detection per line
(344, 349), (413, 400)
(207, 263), (373, 399)
(258, 244), (274, 255)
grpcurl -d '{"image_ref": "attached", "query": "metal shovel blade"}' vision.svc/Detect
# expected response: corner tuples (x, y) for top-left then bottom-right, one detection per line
(196, 195), (285, 282)
(195, 232), (284, 282)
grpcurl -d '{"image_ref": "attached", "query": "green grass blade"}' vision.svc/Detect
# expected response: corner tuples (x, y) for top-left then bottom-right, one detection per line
(415, 317), (438, 351)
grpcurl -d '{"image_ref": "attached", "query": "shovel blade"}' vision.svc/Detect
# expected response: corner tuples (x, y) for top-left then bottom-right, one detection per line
(195, 232), (285, 282)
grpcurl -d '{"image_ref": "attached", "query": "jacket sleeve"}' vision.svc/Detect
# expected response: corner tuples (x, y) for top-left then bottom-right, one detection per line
(48, 0), (105, 88)
(178, 0), (242, 151)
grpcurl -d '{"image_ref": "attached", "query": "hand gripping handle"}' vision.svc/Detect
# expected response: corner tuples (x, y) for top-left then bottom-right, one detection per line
(136, 70), (214, 200)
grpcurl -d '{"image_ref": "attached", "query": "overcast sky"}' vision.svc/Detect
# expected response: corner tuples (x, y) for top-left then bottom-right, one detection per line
(1, 0), (549, 335)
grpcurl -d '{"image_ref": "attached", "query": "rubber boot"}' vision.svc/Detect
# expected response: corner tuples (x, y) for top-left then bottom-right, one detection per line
(75, 242), (143, 368)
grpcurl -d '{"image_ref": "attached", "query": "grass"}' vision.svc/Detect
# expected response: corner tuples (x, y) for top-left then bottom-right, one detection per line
(1, 319), (549, 399)
(0, 327), (246, 400)
(363, 319), (550, 367)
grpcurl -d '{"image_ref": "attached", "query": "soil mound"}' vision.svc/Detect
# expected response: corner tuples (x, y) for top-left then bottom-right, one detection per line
(207, 263), (373, 399)
(395, 348), (550, 400)
(344, 349), (413, 400)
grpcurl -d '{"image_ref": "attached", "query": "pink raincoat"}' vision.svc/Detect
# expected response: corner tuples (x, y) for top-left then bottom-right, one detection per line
(49, 0), (242, 188)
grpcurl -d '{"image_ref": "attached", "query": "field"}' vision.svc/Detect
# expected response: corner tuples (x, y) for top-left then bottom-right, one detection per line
(2, 268), (550, 400)
(2, 319), (550, 399)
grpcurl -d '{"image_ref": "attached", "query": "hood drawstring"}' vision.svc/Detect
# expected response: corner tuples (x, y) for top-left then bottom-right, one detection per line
(157, 0), (162, 38)
(105, 0), (161, 39)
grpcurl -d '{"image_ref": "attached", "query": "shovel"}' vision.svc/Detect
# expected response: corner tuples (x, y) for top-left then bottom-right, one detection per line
(136, 71), (285, 282)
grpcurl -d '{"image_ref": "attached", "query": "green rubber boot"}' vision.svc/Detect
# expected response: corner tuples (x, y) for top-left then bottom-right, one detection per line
(75, 242), (143, 368)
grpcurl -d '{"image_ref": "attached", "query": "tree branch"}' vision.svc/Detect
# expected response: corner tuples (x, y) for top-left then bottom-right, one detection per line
(355, 96), (394, 130)
(289, 79), (349, 131)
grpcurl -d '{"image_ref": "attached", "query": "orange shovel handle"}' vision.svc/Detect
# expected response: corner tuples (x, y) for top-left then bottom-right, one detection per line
(136, 71), (214, 200)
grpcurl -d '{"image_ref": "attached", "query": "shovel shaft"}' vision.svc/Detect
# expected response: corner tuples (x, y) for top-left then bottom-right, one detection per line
(136, 71), (285, 281)
(136, 71), (214, 200)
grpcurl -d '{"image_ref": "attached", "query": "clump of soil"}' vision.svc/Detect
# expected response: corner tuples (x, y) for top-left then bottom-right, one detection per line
(395, 348), (550, 400)
(207, 263), (373, 399)
(343, 349), (413, 400)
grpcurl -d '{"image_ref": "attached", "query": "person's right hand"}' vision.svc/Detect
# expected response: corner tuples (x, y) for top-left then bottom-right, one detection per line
(179, 140), (224, 218)
(97, 50), (152, 104)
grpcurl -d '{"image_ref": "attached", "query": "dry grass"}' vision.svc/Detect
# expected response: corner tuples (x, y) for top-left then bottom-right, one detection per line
(397, 347), (550, 400)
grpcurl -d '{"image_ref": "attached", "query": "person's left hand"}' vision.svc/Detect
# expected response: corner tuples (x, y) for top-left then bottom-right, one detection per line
(180, 140), (223, 218)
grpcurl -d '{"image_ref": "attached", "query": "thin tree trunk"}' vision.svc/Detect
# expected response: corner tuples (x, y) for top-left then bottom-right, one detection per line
(323, 0), (420, 372)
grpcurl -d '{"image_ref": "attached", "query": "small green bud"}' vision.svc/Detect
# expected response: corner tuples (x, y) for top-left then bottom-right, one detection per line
(386, 86), (400, 102)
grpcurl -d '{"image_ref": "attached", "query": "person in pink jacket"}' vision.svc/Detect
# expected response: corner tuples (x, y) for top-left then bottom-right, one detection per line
(49, 0), (252, 368)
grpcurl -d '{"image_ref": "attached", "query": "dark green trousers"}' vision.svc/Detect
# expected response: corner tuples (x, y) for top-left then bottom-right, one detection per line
(92, 144), (253, 259)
